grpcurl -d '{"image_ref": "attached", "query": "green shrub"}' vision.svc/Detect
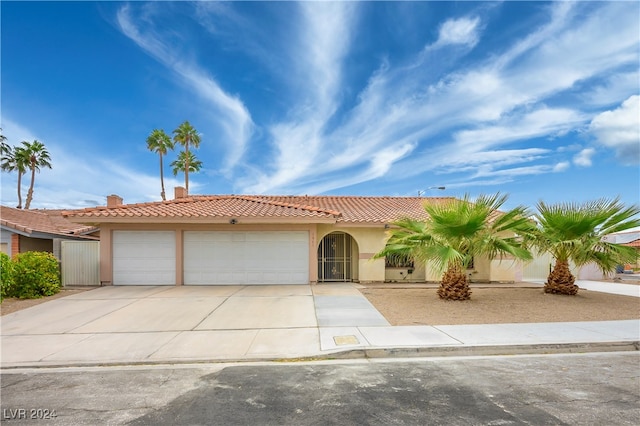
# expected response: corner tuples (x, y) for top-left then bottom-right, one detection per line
(0, 252), (16, 301)
(12, 252), (61, 299)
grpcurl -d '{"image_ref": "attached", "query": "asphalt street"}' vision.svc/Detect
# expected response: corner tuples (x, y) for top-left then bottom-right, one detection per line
(1, 352), (639, 425)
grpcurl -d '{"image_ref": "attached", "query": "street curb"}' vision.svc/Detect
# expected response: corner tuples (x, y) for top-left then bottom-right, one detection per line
(319, 340), (640, 360)
(1, 341), (637, 370)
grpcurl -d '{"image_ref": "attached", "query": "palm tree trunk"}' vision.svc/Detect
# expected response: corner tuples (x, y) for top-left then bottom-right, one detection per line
(184, 141), (190, 193)
(24, 167), (36, 209)
(437, 265), (472, 300)
(159, 153), (166, 201)
(16, 172), (23, 209)
(544, 259), (579, 295)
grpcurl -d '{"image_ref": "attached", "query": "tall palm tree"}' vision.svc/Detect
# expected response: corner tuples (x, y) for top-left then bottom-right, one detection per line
(23, 140), (52, 209)
(146, 129), (174, 201)
(172, 121), (201, 192)
(170, 150), (203, 184)
(0, 141), (10, 159)
(1, 143), (30, 209)
(375, 193), (534, 300)
(529, 198), (640, 295)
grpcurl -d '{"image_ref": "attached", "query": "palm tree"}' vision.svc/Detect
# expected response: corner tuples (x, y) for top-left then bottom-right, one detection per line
(0, 139), (10, 159)
(172, 121), (201, 192)
(146, 129), (174, 201)
(1, 143), (30, 209)
(0, 140), (17, 201)
(375, 193), (534, 300)
(23, 140), (52, 209)
(529, 198), (640, 295)
(170, 150), (203, 184)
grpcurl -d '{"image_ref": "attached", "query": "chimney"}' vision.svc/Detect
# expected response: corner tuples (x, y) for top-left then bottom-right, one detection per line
(175, 186), (188, 199)
(106, 194), (123, 208)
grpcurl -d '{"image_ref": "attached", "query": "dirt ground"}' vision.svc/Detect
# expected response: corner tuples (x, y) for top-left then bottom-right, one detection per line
(360, 284), (640, 326)
(0, 288), (91, 316)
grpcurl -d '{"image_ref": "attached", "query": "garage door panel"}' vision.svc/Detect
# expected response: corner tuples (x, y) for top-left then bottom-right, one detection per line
(113, 231), (176, 285)
(184, 231), (309, 285)
(232, 233), (246, 242)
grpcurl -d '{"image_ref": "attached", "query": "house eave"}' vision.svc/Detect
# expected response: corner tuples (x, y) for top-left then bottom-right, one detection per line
(1, 224), (98, 240)
(64, 216), (338, 225)
(1, 224), (32, 237)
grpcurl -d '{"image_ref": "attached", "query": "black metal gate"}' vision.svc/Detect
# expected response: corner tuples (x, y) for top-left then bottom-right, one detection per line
(317, 232), (352, 282)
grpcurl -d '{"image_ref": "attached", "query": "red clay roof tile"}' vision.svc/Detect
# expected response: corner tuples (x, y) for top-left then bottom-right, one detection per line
(622, 238), (640, 248)
(0, 206), (98, 237)
(63, 195), (454, 224)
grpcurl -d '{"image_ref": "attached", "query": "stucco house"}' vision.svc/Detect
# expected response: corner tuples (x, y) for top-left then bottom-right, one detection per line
(63, 188), (521, 286)
(603, 229), (640, 271)
(0, 205), (99, 258)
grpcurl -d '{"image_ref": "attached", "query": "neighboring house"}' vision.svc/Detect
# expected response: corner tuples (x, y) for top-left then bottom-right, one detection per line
(603, 229), (640, 271)
(63, 188), (522, 286)
(523, 229), (640, 282)
(0, 205), (99, 259)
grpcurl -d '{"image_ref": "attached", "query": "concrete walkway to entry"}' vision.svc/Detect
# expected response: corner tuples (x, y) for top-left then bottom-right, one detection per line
(1, 281), (638, 368)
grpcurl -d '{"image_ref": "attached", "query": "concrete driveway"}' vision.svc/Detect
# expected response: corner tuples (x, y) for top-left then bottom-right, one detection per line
(0, 284), (389, 367)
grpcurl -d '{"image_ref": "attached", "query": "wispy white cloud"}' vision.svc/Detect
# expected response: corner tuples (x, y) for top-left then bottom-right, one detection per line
(582, 71), (639, 106)
(431, 16), (481, 49)
(289, 142), (418, 196)
(453, 107), (586, 148)
(474, 165), (556, 178)
(589, 95), (639, 164)
(436, 148), (551, 170)
(243, 2), (358, 193)
(573, 148), (596, 167)
(367, 142), (417, 180)
(553, 161), (571, 173)
(116, 4), (254, 173)
(501, 1), (639, 103)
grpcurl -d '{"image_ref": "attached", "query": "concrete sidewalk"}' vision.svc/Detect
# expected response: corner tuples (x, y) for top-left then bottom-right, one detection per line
(314, 281), (639, 356)
(1, 281), (638, 368)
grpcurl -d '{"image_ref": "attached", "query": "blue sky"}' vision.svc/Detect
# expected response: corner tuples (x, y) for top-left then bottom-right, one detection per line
(1, 1), (638, 211)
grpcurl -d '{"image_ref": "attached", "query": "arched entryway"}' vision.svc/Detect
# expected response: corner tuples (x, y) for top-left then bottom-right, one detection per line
(317, 232), (358, 282)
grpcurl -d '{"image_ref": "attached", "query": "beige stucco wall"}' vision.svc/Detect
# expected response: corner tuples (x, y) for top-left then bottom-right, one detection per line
(413, 257), (521, 283)
(462, 255), (519, 283)
(488, 257), (519, 283)
(317, 225), (388, 282)
(385, 263), (426, 282)
(99, 224), (113, 284)
(577, 262), (611, 280)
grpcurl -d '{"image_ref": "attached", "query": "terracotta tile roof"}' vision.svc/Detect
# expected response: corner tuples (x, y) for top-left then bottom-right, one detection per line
(64, 196), (342, 222)
(0, 206), (98, 237)
(622, 238), (640, 248)
(260, 196), (446, 223)
(63, 195), (455, 224)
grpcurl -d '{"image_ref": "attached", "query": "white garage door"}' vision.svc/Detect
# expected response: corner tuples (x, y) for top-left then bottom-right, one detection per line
(184, 231), (309, 285)
(113, 231), (176, 285)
